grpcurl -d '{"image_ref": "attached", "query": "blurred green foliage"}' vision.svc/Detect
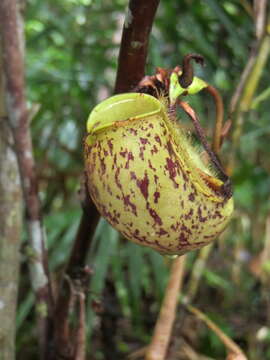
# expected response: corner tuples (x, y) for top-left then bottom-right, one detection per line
(18, 0), (270, 359)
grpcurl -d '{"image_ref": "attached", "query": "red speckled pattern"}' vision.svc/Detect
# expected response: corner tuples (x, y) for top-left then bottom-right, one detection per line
(84, 112), (233, 255)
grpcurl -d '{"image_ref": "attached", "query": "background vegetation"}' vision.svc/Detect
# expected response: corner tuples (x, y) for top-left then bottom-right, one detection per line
(3, 0), (270, 359)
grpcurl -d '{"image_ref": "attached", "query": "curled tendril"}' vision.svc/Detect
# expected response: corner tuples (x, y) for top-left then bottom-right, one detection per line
(178, 53), (205, 88)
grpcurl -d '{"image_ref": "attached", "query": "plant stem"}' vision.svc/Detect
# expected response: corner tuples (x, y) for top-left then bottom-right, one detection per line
(205, 85), (224, 154)
(184, 303), (247, 358)
(228, 16), (270, 173)
(251, 86), (270, 109)
(254, 0), (267, 40)
(114, 0), (160, 93)
(185, 244), (213, 303)
(53, 180), (99, 359)
(145, 256), (186, 360)
(74, 293), (86, 360)
(240, 35), (270, 112)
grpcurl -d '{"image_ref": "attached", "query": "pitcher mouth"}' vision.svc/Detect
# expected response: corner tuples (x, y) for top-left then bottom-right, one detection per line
(85, 92), (232, 202)
(87, 93), (164, 135)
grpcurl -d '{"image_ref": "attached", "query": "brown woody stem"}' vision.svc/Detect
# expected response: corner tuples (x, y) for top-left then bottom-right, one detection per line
(74, 293), (86, 360)
(145, 256), (186, 360)
(53, 179), (99, 359)
(114, 0), (160, 93)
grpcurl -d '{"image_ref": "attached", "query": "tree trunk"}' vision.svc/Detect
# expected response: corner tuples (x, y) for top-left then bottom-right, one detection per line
(0, 46), (23, 360)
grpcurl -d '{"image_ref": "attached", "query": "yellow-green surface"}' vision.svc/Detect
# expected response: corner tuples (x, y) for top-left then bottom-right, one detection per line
(85, 93), (233, 255)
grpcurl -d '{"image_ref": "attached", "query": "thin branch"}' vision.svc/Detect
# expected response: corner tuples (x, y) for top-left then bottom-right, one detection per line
(178, 338), (216, 360)
(239, 35), (270, 112)
(228, 17), (270, 173)
(128, 346), (148, 360)
(0, 1), (54, 359)
(114, 0), (160, 93)
(74, 293), (86, 360)
(229, 48), (257, 116)
(204, 85), (224, 154)
(226, 353), (247, 360)
(53, 179), (99, 359)
(251, 85), (270, 109)
(254, 0), (267, 40)
(184, 303), (247, 358)
(145, 256), (186, 360)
